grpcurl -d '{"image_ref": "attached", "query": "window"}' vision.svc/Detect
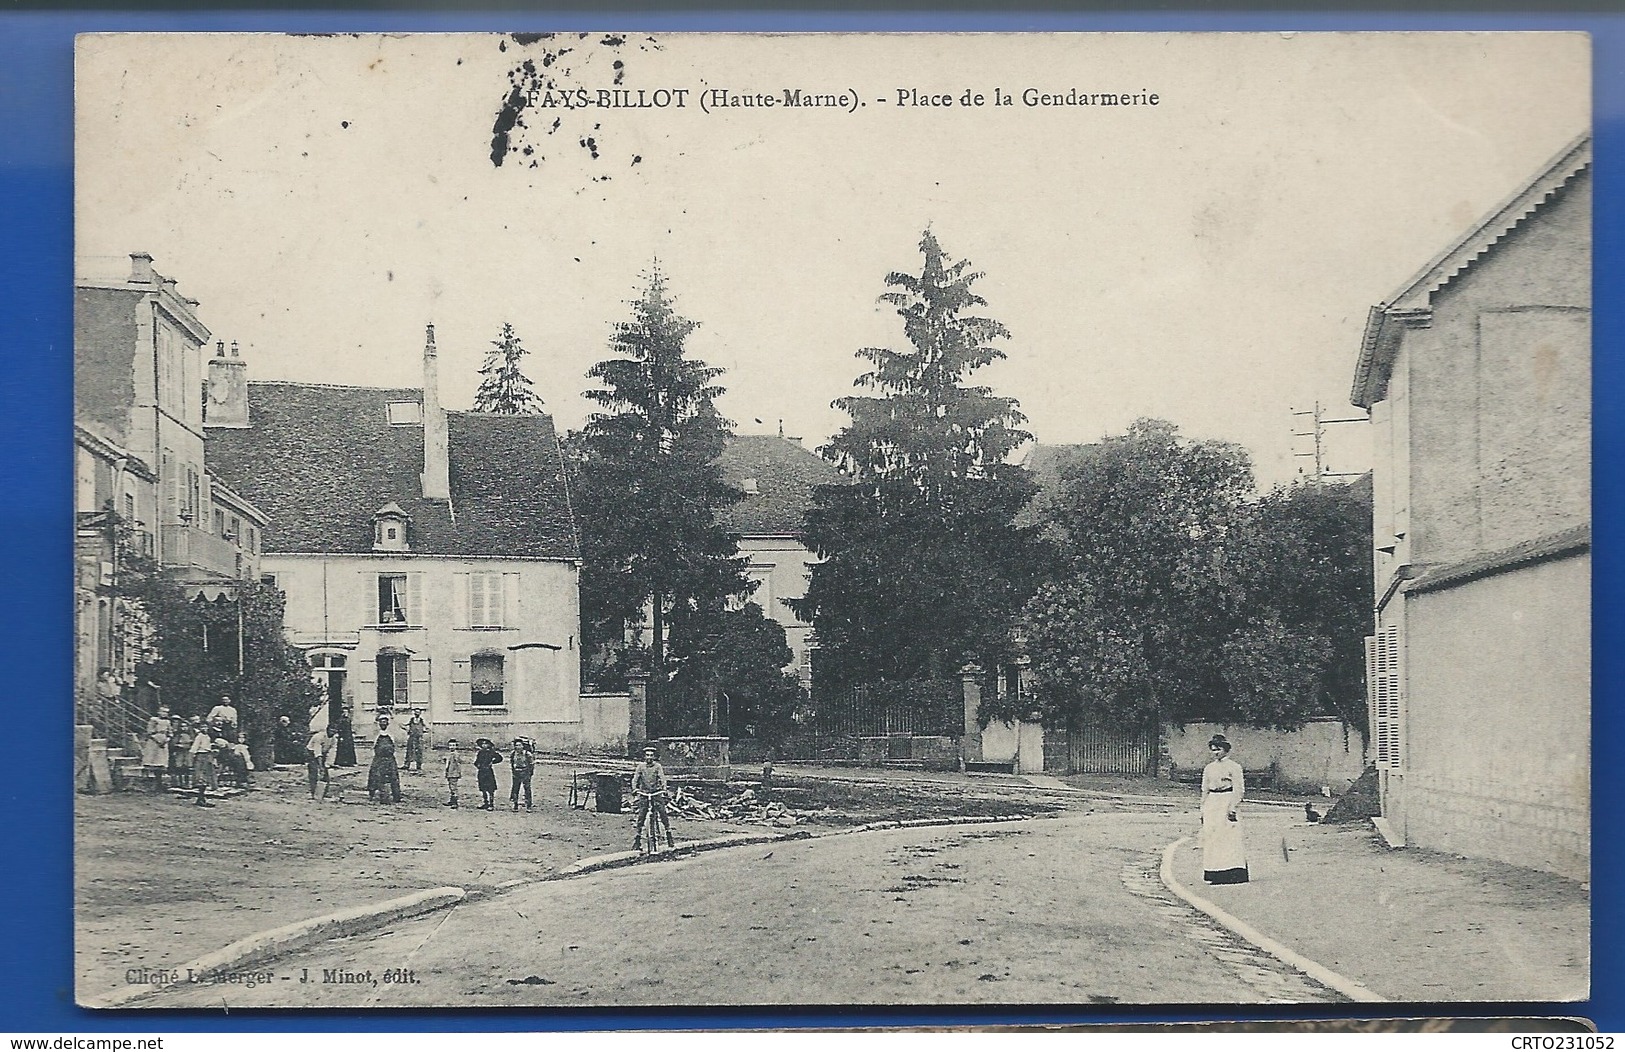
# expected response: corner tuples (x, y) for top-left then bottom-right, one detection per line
(387, 401), (423, 425)
(123, 494), (136, 527)
(373, 509), (410, 552)
(470, 653), (505, 708)
(260, 573), (279, 591)
(466, 572), (506, 629)
(376, 652), (409, 711)
(378, 574), (409, 624)
(214, 509), (225, 536)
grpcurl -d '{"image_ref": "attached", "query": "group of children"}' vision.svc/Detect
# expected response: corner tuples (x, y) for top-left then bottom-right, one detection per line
(440, 735), (536, 810)
(138, 695), (255, 807)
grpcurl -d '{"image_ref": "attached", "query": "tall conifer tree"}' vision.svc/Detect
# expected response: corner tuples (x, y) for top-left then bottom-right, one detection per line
(573, 270), (751, 732)
(473, 322), (544, 413)
(794, 231), (1042, 693)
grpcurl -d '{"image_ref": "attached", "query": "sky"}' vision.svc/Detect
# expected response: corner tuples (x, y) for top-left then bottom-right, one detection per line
(75, 32), (1589, 487)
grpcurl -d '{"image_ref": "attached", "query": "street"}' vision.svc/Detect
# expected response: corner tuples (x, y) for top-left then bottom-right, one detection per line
(145, 810), (1336, 1007)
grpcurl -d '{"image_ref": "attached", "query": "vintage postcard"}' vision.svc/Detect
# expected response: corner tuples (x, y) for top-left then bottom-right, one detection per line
(73, 32), (1590, 1009)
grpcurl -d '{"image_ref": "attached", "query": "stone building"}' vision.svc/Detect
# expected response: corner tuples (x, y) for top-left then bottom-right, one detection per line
(1351, 134), (1590, 879)
(205, 326), (621, 752)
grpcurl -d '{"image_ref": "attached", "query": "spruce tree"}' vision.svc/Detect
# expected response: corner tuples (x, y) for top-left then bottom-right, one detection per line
(794, 231), (1041, 694)
(573, 269), (752, 732)
(473, 322), (544, 413)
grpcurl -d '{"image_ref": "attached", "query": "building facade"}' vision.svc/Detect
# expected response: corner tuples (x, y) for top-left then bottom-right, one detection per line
(75, 255), (265, 730)
(714, 433), (844, 686)
(205, 328), (611, 751)
(1352, 135), (1590, 880)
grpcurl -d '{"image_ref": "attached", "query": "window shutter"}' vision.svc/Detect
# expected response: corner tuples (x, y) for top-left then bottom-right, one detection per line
(406, 573), (423, 626)
(491, 574), (509, 628)
(363, 572), (379, 626)
(470, 572), (489, 628)
(451, 657), (471, 710)
(502, 573), (520, 627)
(355, 656), (377, 713)
(409, 655), (432, 707)
(1365, 628), (1403, 770)
(454, 573), (471, 629)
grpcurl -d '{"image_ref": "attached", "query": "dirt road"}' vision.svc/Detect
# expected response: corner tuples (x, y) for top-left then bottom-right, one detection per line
(143, 811), (1338, 1008)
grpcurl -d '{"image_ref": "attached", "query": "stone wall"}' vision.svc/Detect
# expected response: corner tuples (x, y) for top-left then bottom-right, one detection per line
(1164, 718), (1366, 792)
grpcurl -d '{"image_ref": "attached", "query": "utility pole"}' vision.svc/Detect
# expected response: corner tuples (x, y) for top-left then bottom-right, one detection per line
(1291, 401), (1367, 483)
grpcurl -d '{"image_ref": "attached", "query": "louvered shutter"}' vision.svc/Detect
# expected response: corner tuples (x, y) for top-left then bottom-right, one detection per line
(503, 573), (521, 628)
(454, 573), (471, 629)
(492, 574), (510, 629)
(406, 573), (423, 626)
(451, 658), (471, 710)
(355, 654), (378, 715)
(1364, 628), (1403, 770)
(409, 655), (432, 709)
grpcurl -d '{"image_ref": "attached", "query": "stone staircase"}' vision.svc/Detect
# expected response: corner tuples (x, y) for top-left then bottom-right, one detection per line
(76, 687), (158, 793)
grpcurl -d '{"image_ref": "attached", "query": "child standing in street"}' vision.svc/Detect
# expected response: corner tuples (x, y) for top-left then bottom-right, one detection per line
(509, 736), (536, 811)
(443, 739), (463, 808)
(473, 738), (504, 811)
(189, 721), (218, 807)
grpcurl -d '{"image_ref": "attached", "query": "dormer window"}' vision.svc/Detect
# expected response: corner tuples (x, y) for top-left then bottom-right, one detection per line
(372, 502), (411, 552)
(742, 477), (759, 494)
(387, 401), (423, 425)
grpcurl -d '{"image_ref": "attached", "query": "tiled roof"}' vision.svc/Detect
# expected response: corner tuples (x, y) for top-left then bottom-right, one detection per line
(1408, 524), (1589, 596)
(1352, 134), (1591, 408)
(205, 382), (579, 560)
(716, 434), (844, 536)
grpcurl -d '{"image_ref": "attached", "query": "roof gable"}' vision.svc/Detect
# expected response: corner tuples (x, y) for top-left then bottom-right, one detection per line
(716, 434), (844, 536)
(1352, 134), (1591, 408)
(205, 382), (579, 560)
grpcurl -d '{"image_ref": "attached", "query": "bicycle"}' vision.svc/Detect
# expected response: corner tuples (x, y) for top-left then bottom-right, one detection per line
(633, 788), (674, 855)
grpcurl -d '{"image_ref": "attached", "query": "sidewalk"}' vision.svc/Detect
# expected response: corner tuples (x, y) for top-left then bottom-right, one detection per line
(1166, 808), (1589, 1003)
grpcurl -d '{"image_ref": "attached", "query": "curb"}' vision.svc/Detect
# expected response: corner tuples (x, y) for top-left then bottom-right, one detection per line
(552, 829), (794, 878)
(91, 887), (466, 1009)
(1159, 835), (1388, 1003)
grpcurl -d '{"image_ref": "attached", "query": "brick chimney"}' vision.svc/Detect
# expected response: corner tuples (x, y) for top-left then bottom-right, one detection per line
(421, 324), (450, 501)
(204, 339), (250, 429)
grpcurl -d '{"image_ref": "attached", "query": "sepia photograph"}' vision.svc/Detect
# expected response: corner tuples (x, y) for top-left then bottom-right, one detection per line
(71, 31), (1590, 1009)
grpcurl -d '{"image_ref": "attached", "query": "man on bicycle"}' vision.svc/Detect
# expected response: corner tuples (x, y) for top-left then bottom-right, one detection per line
(632, 744), (675, 851)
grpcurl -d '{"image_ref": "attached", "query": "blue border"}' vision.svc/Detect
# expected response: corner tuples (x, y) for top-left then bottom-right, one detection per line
(4, 9), (1618, 1032)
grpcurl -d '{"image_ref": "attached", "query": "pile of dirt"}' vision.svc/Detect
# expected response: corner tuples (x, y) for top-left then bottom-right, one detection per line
(1320, 764), (1380, 824)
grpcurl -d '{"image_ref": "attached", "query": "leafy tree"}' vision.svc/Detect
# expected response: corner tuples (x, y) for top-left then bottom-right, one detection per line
(794, 230), (1042, 694)
(666, 603), (806, 744)
(125, 561), (319, 769)
(572, 269), (752, 732)
(1022, 419), (1254, 728)
(1223, 480), (1372, 730)
(473, 322), (544, 414)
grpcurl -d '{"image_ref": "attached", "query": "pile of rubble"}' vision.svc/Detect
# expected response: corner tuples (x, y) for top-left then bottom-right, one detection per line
(667, 786), (821, 828)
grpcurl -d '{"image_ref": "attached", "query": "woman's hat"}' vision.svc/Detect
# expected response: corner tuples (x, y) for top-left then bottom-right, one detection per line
(476, 737), (494, 747)
(1208, 734), (1232, 750)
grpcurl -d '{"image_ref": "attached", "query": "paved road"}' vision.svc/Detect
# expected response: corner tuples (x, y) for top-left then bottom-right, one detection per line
(148, 811), (1336, 1008)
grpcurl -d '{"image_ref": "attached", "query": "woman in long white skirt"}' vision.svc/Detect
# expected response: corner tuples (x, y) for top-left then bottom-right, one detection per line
(1200, 733), (1249, 884)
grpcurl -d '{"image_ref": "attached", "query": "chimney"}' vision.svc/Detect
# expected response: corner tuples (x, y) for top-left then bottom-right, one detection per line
(204, 338), (251, 429)
(421, 323), (450, 500)
(129, 252), (156, 284)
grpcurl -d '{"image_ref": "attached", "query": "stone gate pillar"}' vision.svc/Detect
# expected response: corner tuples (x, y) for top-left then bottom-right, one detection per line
(959, 663), (984, 771)
(626, 667), (648, 749)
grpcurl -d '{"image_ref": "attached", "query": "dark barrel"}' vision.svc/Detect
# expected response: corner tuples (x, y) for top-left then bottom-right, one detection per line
(595, 772), (623, 813)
